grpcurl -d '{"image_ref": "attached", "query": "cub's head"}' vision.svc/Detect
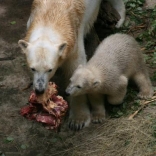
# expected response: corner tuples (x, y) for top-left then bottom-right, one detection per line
(18, 38), (67, 94)
(65, 65), (101, 96)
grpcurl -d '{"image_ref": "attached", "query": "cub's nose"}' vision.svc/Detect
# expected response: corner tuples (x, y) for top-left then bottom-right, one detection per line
(35, 88), (45, 95)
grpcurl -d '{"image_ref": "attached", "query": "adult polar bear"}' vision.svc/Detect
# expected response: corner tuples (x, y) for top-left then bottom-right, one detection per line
(18, 0), (125, 130)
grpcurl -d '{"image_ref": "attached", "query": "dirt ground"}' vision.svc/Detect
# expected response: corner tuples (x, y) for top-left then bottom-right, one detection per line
(0, 0), (156, 156)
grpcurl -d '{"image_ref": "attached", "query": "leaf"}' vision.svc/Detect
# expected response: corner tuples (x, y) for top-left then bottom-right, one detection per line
(125, 140), (130, 146)
(134, 100), (140, 106)
(130, 3), (136, 8)
(51, 138), (58, 143)
(21, 144), (28, 150)
(117, 111), (124, 116)
(137, 7), (142, 11)
(10, 21), (16, 25)
(6, 137), (14, 142)
(124, 20), (130, 27)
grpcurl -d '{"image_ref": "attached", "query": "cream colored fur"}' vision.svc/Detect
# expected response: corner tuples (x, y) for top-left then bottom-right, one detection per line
(66, 33), (153, 124)
(18, 0), (126, 130)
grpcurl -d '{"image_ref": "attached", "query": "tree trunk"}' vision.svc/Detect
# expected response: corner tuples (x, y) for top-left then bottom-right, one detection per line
(85, 0), (120, 59)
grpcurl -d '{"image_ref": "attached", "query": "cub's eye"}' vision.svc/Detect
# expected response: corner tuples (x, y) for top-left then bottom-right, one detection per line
(77, 85), (81, 89)
(48, 69), (52, 72)
(31, 68), (36, 72)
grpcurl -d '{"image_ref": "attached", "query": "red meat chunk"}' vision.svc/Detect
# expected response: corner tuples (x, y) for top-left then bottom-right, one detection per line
(20, 82), (68, 130)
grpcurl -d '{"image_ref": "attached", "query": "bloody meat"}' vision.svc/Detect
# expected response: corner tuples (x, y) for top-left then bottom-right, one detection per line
(20, 82), (68, 130)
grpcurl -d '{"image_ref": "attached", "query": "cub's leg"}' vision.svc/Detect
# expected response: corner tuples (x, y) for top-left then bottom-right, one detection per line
(132, 72), (153, 99)
(107, 75), (128, 105)
(88, 94), (105, 123)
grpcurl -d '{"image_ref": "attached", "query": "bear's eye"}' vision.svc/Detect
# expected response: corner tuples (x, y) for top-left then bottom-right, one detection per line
(77, 85), (81, 89)
(48, 69), (52, 72)
(31, 68), (36, 72)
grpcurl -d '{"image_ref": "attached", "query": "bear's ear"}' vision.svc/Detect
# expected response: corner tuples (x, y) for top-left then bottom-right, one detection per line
(93, 80), (101, 87)
(18, 40), (29, 53)
(58, 42), (67, 56)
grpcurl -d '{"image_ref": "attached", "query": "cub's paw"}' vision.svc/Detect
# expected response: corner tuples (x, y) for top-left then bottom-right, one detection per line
(91, 112), (105, 124)
(138, 89), (154, 99)
(68, 115), (91, 131)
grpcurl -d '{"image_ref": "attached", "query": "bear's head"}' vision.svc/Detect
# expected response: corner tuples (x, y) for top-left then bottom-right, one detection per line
(65, 65), (101, 96)
(18, 37), (67, 95)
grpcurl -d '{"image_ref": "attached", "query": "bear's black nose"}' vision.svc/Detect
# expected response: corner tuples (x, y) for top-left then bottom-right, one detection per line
(35, 89), (45, 95)
(65, 91), (70, 96)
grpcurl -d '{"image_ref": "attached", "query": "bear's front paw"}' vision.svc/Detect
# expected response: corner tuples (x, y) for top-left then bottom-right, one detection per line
(68, 115), (91, 131)
(91, 112), (105, 124)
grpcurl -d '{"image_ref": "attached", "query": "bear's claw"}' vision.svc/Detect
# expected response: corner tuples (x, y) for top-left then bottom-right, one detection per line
(68, 116), (90, 131)
(92, 113), (105, 124)
(137, 89), (154, 99)
(68, 121), (85, 131)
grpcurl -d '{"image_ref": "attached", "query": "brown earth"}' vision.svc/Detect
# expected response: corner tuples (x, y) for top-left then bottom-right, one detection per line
(0, 1), (156, 156)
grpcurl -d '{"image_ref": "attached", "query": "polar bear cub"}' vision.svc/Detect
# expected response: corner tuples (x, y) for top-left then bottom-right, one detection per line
(66, 33), (153, 123)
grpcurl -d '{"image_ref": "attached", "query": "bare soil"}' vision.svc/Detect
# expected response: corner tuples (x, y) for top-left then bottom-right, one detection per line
(0, 1), (156, 156)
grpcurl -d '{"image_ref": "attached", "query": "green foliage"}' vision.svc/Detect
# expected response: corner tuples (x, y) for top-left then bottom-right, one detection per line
(10, 21), (16, 25)
(123, 1), (156, 40)
(124, 0), (145, 8)
(124, 140), (130, 146)
(121, 0), (156, 67)
(21, 144), (29, 150)
(5, 136), (14, 143)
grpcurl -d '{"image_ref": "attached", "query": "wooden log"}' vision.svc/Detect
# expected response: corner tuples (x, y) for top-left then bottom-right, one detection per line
(85, 0), (121, 57)
(95, 0), (120, 40)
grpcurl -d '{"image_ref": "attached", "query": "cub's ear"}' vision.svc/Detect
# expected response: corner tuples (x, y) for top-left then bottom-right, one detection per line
(18, 40), (29, 53)
(58, 42), (67, 56)
(93, 80), (101, 87)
